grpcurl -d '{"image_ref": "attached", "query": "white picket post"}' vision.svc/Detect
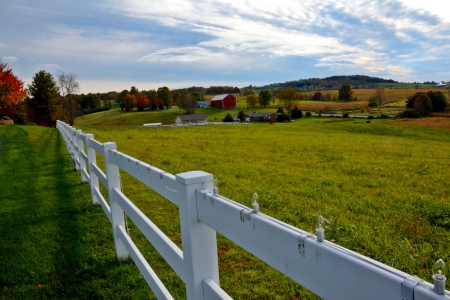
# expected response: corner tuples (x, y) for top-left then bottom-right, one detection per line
(176, 171), (219, 300)
(76, 130), (88, 182)
(103, 142), (129, 260)
(85, 134), (99, 205)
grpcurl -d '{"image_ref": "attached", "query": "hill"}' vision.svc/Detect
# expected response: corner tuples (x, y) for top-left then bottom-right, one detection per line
(244, 75), (399, 91)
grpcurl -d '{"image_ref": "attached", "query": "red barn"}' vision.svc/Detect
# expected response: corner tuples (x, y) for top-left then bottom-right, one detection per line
(210, 94), (237, 109)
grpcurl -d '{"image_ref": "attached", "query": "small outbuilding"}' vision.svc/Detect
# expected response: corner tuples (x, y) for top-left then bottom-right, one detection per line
(175, 114), (207, 125)
(246, 113), (278, 122)
(210, 94), (237, 109)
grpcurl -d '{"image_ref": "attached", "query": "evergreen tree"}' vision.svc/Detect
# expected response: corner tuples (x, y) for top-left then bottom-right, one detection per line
(26, 70), (65, 127)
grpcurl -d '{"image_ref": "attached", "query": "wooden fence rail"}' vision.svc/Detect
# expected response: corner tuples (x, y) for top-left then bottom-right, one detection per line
(56, 120), (448, 300)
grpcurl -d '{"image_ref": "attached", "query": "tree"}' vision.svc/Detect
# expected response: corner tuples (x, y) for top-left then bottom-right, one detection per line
(223, 112), (233, 122)
(136, 93), (150, 111)
(130, 86), (139, 97)
(178, 91), (197, 114)
(246, 93), (258, 107)
(237, 110), (246, 122)
(157, 87), (172, 108)
(0, 61), (27, 120)
(258, 90), (271, 107)
(276, 87), (298, 116)
(312, 91), (322, 100)
(338, 84), (353, 101)
(56, 70), (80, 125)
(406, 91), (448, 112)
(427, 91), (448, 112)
(26, 70), (65, 126)
(122, 94), (136, 112)
(413, 93), (433, 116)
(375, 86), (386, 107)
(290, 106), (303, 118)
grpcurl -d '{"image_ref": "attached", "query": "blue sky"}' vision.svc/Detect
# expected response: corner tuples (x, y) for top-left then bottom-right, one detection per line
(1, 0), (450, 93)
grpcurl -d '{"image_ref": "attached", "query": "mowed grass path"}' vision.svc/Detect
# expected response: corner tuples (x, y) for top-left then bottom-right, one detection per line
(0, 125), (153, 299)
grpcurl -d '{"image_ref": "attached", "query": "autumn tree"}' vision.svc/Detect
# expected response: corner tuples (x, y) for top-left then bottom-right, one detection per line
(56, 70), (80, 125)
(413, 93), (433, 116)
(122, 94), (136, 112)
(276, 87), (298, 116)
(406, 91), (448, 112)
(258, 90), (271, 107)
(0, 61), (27, 120)
(246, 93), (258, 107)
(26, 70), (66, 126)
(136, 93), (150, 111)
(338, 84), (353, 101)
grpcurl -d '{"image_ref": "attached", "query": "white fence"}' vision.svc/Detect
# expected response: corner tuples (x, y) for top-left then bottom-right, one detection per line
(56, 120), (448, 300)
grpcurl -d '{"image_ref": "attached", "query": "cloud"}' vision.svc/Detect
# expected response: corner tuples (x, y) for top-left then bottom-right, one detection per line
(138, 47), (224, 63)
(2, 56), (18, 62)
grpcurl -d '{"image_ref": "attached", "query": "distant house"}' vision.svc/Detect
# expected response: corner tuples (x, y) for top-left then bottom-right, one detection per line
(175, 114), (207, 125)
(197, 101), (210, 108)
(210, 94), (237, 109)
(246, 113), (278, 122)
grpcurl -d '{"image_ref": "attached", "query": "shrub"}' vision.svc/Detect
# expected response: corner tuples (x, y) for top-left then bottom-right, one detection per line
(368, 100), (377, 108)
(1, 116), (11, 120)
(343, 113), (349, 118)
(367, 116), (374, 119)
(396, 109), (420, 119)
(223, 112), (234, 122)
(277, 113), (290, 122)
(276, 107), (284, 113)
(305, 111), (312, 117)
(290, 106), (303, 119)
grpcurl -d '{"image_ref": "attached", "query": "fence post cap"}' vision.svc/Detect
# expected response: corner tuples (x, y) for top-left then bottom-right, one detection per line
(176, 171), (213, 185)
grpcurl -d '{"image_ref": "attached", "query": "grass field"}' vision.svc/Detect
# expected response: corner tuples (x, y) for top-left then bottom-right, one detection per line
(3, 113), (450, 299)
(0, 125), (155, 299)
(75, 117), (450, 299)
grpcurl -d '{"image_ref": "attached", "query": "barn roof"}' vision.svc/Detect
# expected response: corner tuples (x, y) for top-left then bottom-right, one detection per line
(177, 114), (207, 121)
(211, 94), (234, 101)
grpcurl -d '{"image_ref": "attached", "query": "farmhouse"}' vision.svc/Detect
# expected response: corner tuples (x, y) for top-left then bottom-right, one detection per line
(210, 94), (237, 109)
(175, 114), (207, 125)
(246, 113), (278, 122)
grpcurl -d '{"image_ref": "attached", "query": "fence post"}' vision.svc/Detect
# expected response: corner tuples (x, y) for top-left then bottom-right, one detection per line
(71, 126), (80, 170)
(176, 171), (219, 300)
(85, 134), (99, 205)
(76, 129), (88, 182)
(103, 142), (129, 261)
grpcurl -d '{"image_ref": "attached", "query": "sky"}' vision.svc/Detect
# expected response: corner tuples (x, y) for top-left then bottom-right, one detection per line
(1, 0), (450, 94)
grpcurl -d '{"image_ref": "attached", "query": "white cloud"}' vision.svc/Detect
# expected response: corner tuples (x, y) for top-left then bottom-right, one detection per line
(138, 47), (224, 63)
(2, 56), (18, 62)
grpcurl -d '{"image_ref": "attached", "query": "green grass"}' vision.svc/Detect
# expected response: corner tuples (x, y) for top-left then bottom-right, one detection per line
(0, 125), (155, 299)
(3, 119), (450, 299)
(78, 118), (450, 299)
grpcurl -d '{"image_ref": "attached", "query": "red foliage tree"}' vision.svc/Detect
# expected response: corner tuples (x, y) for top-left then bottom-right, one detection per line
(312, 91), (322, 100)
(0, 61), (27, 119)
(136, 93), (150, 111)
(122, 94), (136, 112)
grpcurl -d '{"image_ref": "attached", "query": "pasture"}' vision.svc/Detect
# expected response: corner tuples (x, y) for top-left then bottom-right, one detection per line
(77, 118), (450, 298)
(2, 110), (450, 299)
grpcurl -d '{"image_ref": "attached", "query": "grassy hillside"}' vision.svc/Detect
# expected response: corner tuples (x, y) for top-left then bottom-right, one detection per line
(77, 118), (450, 299)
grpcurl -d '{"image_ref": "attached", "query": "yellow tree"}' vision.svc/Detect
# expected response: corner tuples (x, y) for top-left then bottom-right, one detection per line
(276, 88), (298, 116)
(246, 93), (257, 108)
